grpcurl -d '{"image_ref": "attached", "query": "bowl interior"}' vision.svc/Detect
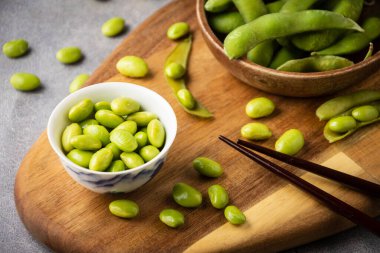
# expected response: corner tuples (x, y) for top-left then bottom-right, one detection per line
(47, 82), (177, 174)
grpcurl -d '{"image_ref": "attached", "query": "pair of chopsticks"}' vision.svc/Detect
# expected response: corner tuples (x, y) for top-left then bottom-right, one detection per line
(219, 135), (380, 237)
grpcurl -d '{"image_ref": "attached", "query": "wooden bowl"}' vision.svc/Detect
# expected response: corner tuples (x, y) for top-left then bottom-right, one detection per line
(196, 0), (380, 97)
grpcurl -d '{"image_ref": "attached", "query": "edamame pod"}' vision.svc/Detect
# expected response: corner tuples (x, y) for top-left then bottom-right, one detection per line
(204, 0), (232, 13)
(224, 10), (363, 59)
(232, 0), (267, 23)
(280, 0), (319, 13)
(277, 55), (353, 73)
(266, 0), (287, 14)
(269, 46), (304, 69)
(247, 40), (277, 67)
(209, 12), (245, 34)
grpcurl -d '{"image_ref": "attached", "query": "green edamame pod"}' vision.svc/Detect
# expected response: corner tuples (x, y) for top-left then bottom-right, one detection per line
(280, 0), (319, 13)
(209, 12), (245, 34)
(266, 0), (287, 14)
(232, 0), (267, 23)
(165, 36), (213, 118)
(204, 0), (232, 13)
(277, 55), (353, 73)
(269, 46), (304, 69)
(314, 17), (380, 56)
(316, 90), (380, 121)
(224, 10), (363, 59)
(247, 40), (277, 67)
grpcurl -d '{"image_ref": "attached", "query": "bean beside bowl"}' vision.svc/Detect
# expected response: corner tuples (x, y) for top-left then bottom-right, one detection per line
(196, 0), (380, 97)
(48, 82), (177, 193)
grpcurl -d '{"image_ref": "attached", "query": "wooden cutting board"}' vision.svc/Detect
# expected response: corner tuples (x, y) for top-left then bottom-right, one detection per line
(15, 0), (380, 252)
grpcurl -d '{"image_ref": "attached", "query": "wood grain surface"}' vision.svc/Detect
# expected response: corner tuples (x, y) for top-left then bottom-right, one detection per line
(15, 0), (380, 252)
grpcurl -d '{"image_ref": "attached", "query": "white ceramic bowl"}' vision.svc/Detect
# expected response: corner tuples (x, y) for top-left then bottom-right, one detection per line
(47, 82), (177, 193)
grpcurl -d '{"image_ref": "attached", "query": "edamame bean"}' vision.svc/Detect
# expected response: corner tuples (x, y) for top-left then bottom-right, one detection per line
(208, 12), (244, 34)
(277, 56), (353, 73)
(177, 89), (196, 110)
(83, 125), (110, 146)
(10, 72), (40, 91)
(80, 119), (99, 129)
(159, 209), (185, 228)
(61, 123), (82, 153)
(109, 199), (139, 218)
(327, 116), (357, 133)
(139, 145), (160, 162)
(56, 47), (82, 64)
(127, 111), (158, 126)
(241, 122), (272, 141)
(2, 39), (28, 58)
(165, 62), (186, 79)
(120, 152), (145, 169)
(116, 56), (149, 78)
(67, 149), (93, 168)
(110, 129), (138, 152)
(107, 160), (125, 172)
(102, 17), (125, 37)
(232, 0), (267, 23)
(95, 109), (124, 129)
(106, 142), (121, 160)
(205, 0), (232, 13)
(147, 119), (165, 148)
(193, 157), (223, 178)
(247, 40), (276, 67)
(89, 148), (113, 171)
(70, 135), (102, 151)
(275, 129), (304, 156)
(316, 90), (380, 121)
(352, 105), (379, 122)
(208, 184), (229, 209)
(224, 205), (246, 225)
(95, 101), (111, 111)
(69, 74), (89, 93)
(224, 10), (363, 59)
(245, 97), (275, 119)
(68, 99), (94, 122)
(113, 120), (138, 135)
(110, 97), (140, 116)
(167, 22), (190, 40)
(172, 182), (202, 208)
(134, 131), (148, 148)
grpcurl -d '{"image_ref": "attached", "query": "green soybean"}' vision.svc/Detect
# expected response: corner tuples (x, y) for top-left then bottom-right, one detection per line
(275, 129), (304, 156)
(167, 22), (190, 40)
(61, 123), (83, 153)
(139, 145), (160, 162)
(135, 131), (148, 148)
(109, 199), (139, 218)
(280, 0), (318, 13)
(107, 160), (125, 172)
(177, 89), (196, 110)
(208, 12), (245, 34)
(147, 119), (165, 148)
(316, 90), (380, 121)
(56, 47), (82, 64)
(224, 205), (246, 225)
(172, 182), (202, 208)
(70, 135), (102, 151)
(241, 122), (272, 141)
(69, 74), (89, 93)
(193, 157), (223, 178)
(79, 119), (99, 129)
(95, 109), (124, 129)
(89, 148), (113, 171)
(10, 72), (40, 91)
(106, 142), (121, 160)
(113, 120), (138, 135)
(159, 209), (185, 228)
(110, 97), (140, 116)
(110, 129), (138, 152)
(247, 40), (277, 67)
(266, 0), (287, 13)
(277, 55), (353, 73)
(120, 152), (145, 169)
(83, 125), (110, 146)
(3, 39), (28, 58)
(68, 99), (94, 122)
(95, 101), (111, 111)
(102, 17), (125, 37)
(116, 56), (149, 78)
(67, 149), (93, 168)
(327, 116), (357, 133)
(233, 0), (267, 23)
(127, 111), (158, 126)
(165, 62), (186, 79)
(245, 97), (275, 119)
(204, 0), (232, 13)
(269, 46), (304, 69)
(352, 105), (379, 122)
(224, 10), (363, 59)
(208, 184), (229, 209)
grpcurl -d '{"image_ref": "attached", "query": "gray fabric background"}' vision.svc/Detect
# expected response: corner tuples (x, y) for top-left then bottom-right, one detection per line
(0, 0), (379, 252)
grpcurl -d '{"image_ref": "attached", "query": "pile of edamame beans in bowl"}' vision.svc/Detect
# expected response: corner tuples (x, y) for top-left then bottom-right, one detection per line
(205, 0), (380, 72)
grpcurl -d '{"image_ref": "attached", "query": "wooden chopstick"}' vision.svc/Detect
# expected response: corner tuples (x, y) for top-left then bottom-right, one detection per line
(237, 139), (380, 198)
(219, 135), (380, 237)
